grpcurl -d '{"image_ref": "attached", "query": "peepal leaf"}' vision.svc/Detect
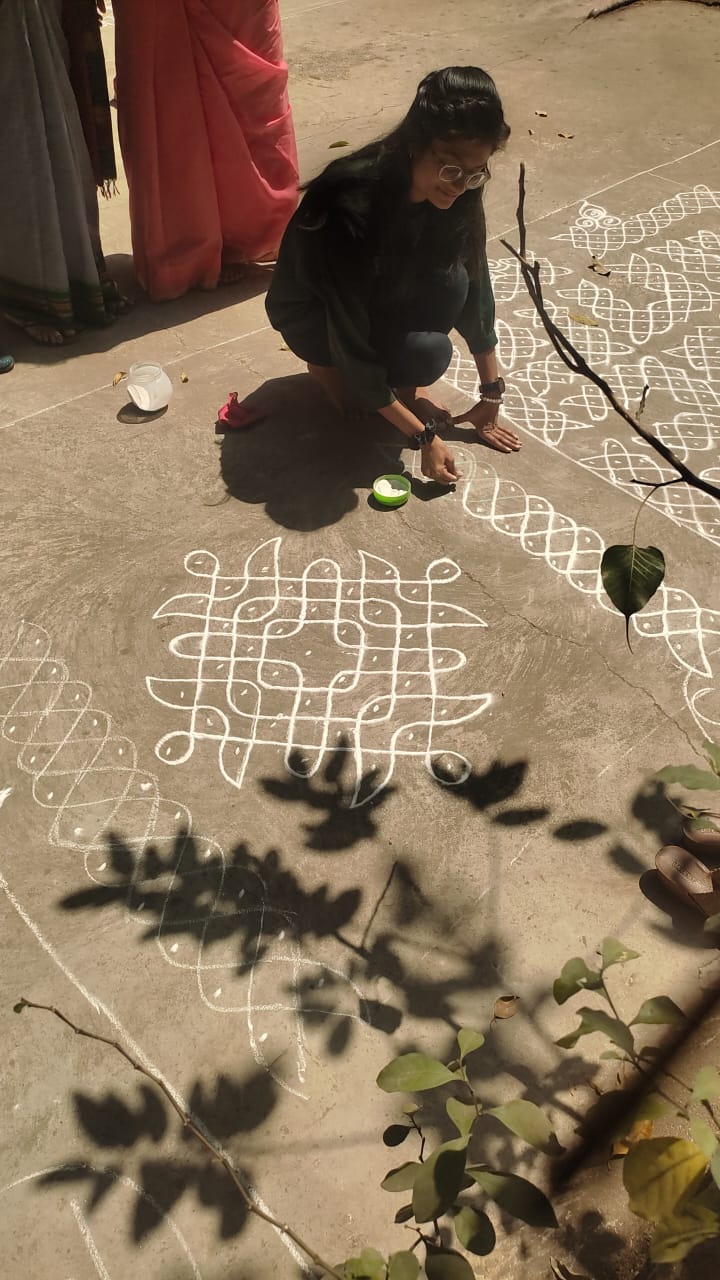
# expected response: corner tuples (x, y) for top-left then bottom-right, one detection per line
(601, 544), (665, 645)
(467, 1167), (557, 1227)
(654, 764), (720, 791)
(412, 1138), (468, 1223)
(388, 1252), (420, 1280)
(489, 1100), (561, 1154)
(623, 1138), (708, 1222)
(425, 1249), (475, 1280)
(553, 957), (603, 1005)
(651, 1203), (720, 1264)
(381, 1162), (422, 1192)
(454, 1206), (496, 1255)
(631, 996), (685, 1027)
(689, 1116), (718, 1160)
(457, 1028), (485, 1059)
(601, 937), (640, 970)
(344, 1248), (386, 1279)
(693, 1066), (720, 1102)
(446, 1097), (476, 1137)
(703, 739), (720, 774)
(556, 1007), (634, 1055)
(377, 1053), (457, 1093)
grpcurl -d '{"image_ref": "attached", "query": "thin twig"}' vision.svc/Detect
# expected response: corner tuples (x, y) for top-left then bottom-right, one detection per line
(500, 165), (720, 506)
(587, 0), (720, 17)
(628, 477), (684, 489)
(15, 998), (344, 1280)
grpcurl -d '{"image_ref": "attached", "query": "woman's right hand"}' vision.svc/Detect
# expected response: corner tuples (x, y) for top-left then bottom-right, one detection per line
(421, 436), (461, 485)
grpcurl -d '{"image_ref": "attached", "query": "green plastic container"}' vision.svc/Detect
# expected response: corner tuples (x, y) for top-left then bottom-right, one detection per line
(372, 473), (411, 508)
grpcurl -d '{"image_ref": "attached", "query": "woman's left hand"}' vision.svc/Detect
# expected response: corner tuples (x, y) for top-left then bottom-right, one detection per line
(453, 401), (521, 454)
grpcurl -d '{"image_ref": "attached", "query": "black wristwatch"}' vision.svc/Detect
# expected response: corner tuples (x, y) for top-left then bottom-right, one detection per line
(408, 419), (439, 450)
(479, 377), (506, 404)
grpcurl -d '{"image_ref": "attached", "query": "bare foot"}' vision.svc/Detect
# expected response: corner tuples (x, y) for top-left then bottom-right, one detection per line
(4, 315), (76, 345)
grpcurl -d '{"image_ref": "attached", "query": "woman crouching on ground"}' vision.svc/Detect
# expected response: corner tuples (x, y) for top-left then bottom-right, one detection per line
(266, 65), (520, 485)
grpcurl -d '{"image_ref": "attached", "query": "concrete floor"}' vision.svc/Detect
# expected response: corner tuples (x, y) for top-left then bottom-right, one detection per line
(2, 1), (720, 1277)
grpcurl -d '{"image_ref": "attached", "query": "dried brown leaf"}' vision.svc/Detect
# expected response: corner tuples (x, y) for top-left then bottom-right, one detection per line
(590, 256), (611, 277)
(112, 371), (127, 387)
(180, 372), (189, 383)
(568, 311), (599, 328)
(558, 132), (575, 140)
(535, 110), (548, 117)
(528, 128), (535, 136)
(494, 995), (520, 1020)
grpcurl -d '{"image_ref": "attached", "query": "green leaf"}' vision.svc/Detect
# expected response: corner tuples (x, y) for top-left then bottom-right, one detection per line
(328, 139), (350, 148)
(489, 1100), (562, 1154)
(601, 543), (665, 644)
(623, 1138), (708, 1221)
(467, 1166), (557, 1227)
(599, 1050), (627, 1061)
(383, 1124), (411, 1147)
(377, 1053), (457, 1093)
(703, 739), (720, 775)
(381, 1162), (422, 1192)
(446, 1097), (476, 1137)
(650, 1202), (720, 1263)
(553, 957), (603, 1005)
(692, 1066), (720, 1102)
(453, 1205), (496, 1255)
(394, 1204), (414, 1224)
(688, 815), (720, 832)
(457, 1028), (485, 1059)
(689, 1117), (718, 1161)
(344, 1249), (386, 1279)
(632, 1093), (676, 1124)
(654, 764), (720, 791)
(556, 1006), (634, 1055)
(412, 1137), (468, 1223)
(401, 1103), (420, 1116)
(425, 1248), (475, 1280)
(630, 996), (686, 1027)
(388, 1252), (420, 1280)
(601, 937), (640, 970)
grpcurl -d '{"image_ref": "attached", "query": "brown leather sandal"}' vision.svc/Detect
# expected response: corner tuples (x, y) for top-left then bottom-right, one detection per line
(681, 816), (720, 859)
(655, 845), (720, 917)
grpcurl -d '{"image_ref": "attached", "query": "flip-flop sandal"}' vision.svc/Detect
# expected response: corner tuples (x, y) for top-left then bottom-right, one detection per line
(681, 817), (720, 859)
(655, 844), (720, 917)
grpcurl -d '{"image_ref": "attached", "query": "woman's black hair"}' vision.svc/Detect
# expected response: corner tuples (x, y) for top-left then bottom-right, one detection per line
(300, 67), (510, 281)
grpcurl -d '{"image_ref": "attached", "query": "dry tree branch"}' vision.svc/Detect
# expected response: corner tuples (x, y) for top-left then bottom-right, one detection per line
(499, 163), (720, 505)
(15, 998), (344, 1280)
(587, 0), (720, 18)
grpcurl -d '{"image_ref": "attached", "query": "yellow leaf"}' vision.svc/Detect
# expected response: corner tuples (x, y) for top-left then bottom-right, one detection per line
(651, 1203), (720, 1263)
(568, 311), (599, 328)
(494, 995), (520, 1020)
(623, 1139), (708, 1222)
(112, 371), (127, 387)
(180, 372), (189, 383)
(612, 1118), (653, 1158)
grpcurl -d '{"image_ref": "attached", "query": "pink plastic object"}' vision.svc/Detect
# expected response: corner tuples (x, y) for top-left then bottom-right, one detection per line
(215, 391), (264, 433)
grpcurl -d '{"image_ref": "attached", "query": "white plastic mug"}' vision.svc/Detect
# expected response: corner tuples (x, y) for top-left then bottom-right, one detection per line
(126, 361), (174, 412)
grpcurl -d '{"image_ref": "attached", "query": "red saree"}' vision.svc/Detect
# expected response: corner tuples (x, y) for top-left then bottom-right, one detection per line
(113, 0), (299, 301)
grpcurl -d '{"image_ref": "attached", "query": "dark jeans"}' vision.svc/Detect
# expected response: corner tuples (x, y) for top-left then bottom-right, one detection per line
(284, 264), (469, 388)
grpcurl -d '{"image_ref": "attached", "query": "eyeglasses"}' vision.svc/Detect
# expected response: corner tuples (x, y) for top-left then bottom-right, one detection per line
(438, 163), (490, 191)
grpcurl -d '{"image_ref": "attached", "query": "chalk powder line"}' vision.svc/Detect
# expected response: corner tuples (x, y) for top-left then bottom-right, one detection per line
(146, 541), (492, 805)
(0, 622), (374, 1102)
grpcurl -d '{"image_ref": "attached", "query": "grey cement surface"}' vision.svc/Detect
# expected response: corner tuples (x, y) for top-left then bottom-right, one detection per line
(2, 1), (720, 1277)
